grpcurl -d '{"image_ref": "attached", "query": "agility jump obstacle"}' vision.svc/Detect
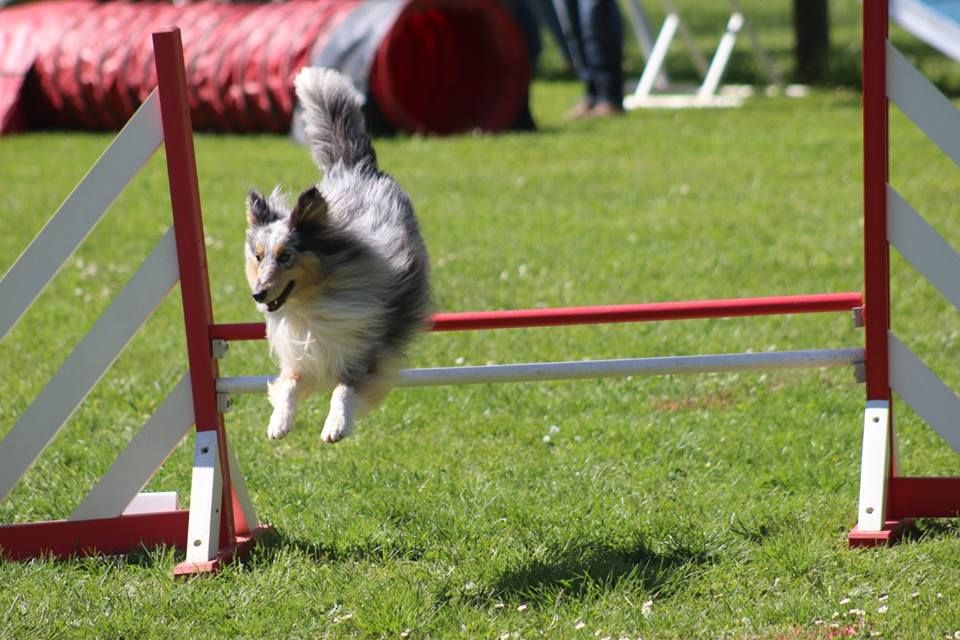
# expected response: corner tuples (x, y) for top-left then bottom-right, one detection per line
(622, 0), (784, 110)
(0, 4), (958, 574)
(849, 0), (960, 545)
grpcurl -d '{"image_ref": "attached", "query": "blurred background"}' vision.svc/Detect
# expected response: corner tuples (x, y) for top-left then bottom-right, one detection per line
(1, 0), (958, 137)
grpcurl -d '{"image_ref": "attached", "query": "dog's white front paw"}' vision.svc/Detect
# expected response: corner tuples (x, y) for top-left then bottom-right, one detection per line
(320, 410), (352, 443)
(321, 384), (356, 443)
(267, 410), (295, 440)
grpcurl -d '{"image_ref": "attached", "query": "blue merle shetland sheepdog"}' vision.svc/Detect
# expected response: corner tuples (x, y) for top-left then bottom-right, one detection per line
(243, 67), (430, 443)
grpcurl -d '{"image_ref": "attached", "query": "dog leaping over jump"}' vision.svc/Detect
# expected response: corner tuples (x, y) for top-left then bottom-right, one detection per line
(244, 67), (431, 443)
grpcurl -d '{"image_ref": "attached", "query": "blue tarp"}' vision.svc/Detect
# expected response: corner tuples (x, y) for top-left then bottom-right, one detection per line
(891, 0), (960, 62)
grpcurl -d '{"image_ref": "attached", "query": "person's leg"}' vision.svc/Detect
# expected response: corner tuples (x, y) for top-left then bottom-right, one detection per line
(531, 0), (574, 67)
(578, 0), (624, 110)
(558, 0), (596, 117)
(503, 0), (541, 130)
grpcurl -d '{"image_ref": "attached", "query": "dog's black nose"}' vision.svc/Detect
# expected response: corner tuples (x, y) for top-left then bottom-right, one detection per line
(252, 290), (268, 303)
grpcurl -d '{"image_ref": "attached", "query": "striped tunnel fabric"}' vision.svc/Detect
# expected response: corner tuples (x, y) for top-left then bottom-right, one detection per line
(0, 0), (529, 136)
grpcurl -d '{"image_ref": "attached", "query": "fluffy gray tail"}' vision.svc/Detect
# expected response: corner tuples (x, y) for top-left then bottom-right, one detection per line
(294, 67), (375, 172)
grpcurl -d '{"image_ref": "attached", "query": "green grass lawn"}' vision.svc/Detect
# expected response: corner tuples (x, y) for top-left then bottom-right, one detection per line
(3, 18), (960, 640)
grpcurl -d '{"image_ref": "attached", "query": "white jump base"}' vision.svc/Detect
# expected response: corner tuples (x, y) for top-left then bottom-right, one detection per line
(218, 347), (864, 394)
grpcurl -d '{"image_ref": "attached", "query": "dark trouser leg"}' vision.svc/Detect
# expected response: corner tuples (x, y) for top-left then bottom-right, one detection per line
(560, 0), (592, 100)
(578, 0), (624, 105)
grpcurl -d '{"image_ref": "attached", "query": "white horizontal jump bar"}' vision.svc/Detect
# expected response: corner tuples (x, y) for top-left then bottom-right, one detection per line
(218, 348), (864, 394)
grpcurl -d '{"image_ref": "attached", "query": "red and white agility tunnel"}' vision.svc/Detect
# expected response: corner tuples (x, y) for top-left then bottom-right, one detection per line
(0, 0), (529, 135)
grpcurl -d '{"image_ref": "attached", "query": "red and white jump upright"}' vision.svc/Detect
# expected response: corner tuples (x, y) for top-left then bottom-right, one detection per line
(849, 1), (960, 546)
(0, 28), (270, 576)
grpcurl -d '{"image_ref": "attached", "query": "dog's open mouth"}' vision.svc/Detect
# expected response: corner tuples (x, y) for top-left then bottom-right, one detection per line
(266, 281), (295, 312)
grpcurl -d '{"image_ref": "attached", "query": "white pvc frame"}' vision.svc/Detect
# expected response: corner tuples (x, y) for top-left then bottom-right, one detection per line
(623, 0), (782, 110)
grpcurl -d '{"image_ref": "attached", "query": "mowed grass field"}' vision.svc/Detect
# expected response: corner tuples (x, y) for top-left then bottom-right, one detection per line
(3, 5), (960, 638)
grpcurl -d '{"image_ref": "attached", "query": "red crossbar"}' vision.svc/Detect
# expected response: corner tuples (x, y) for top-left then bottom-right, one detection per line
(210, 292), (863, 341)
(888, 477), (960, 519)
(0, 511), (189, 561)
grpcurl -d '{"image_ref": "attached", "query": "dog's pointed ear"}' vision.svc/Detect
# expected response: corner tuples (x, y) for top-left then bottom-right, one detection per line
(246, 189), (276, 227)
(289, 186), (328, 229)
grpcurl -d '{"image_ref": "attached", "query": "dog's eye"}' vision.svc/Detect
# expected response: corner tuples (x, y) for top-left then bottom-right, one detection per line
(255, 253), (263, 263)
(277, 250), (293, 265)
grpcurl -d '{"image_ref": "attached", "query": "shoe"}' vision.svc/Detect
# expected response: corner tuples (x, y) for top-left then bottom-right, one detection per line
(588, 101), (625, 118)
(510, 103), (538, 132)
(565, 98), (594, 120)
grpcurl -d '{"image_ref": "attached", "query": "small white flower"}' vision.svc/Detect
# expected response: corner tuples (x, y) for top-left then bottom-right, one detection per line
(494, 602), (505, 609)
(574, 621), (587, 630)
(549, 425), (560, 434)
(455, 356), (465, 365)
(877, 605), (888, 614)
(400, 629), (412, 639)
(839, 597), (852, 605)
(517, 604), (528, 612)
(848, 608), (866, 616)
(543, 435), (552, 444)
(641, 599), (653, 618)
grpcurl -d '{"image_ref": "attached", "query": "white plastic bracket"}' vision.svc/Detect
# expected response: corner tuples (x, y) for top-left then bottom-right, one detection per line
(853, 362), (867, 384)
(184, 430), (222, 563)
(855, 401), (891, 532)
(852, 306), (865, 328)
(122, 491), (179, 515)
(217, 392), (233, 414)
(212, 339), (229, 360)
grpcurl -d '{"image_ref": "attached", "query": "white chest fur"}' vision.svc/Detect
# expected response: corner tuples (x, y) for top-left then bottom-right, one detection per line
(265, 308), (364, 386)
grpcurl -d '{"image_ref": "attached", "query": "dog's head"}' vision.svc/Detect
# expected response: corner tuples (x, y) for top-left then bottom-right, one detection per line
(244, 186), (330, 314)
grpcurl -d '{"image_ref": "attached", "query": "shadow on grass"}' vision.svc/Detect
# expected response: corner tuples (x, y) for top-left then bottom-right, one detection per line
(901, 518), (960, 543)
(487, 535), (715, 604)
(253, 527), (427, 565)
